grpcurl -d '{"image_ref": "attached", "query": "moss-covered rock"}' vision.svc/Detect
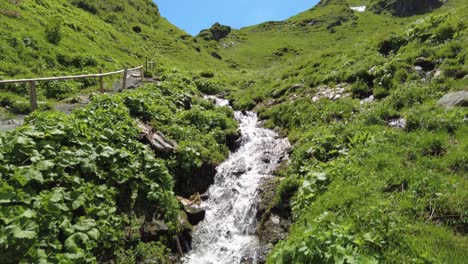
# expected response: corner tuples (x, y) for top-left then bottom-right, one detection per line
(197, 22), (231, 41)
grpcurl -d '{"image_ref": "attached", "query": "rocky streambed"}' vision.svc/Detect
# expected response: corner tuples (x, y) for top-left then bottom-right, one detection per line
(179, 97), (291, 264)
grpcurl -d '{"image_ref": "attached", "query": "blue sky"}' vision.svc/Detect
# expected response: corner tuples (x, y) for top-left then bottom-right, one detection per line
(154, 0), (320, 35)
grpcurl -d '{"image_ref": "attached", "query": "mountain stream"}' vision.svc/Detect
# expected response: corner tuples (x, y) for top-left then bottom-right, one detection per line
(183, 96), (290, 264)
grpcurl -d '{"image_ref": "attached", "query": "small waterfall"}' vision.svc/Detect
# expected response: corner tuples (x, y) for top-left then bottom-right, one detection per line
(183, 97), (290, 264)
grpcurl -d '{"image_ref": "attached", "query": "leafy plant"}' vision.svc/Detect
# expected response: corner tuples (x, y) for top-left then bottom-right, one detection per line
(45, 18), (62, 45)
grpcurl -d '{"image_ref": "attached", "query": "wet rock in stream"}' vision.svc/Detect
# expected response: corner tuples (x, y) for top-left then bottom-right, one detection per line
(256, 177), (292, 246)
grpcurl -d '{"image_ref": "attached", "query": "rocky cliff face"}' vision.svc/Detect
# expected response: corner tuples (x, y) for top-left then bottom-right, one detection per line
(370, 0), (444, 16)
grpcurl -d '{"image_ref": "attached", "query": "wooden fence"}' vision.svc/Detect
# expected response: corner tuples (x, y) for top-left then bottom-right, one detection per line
(0, 65), (147, 111)
(145, 61), (156, 72)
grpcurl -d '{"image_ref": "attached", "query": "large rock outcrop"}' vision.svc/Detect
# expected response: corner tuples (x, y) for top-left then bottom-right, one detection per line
(197, 22), (231, 41)
(370, 0), (444, 16)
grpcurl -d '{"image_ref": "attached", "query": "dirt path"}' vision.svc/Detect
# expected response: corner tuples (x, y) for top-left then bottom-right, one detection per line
(0, 116), (24, 132)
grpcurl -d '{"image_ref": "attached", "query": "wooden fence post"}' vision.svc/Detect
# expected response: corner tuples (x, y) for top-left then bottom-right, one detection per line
(121, 67), (128, 92)
(99, 68), (104, 93)
(145, 60), (148, 76)
(29, 81), (38, 111)
(140, 66), (144, 82)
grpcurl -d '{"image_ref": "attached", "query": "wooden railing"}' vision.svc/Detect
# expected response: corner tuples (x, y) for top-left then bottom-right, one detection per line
(0, 65), (144, 111)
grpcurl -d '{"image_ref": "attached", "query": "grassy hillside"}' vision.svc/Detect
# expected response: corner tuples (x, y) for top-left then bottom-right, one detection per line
(200, 0), (466, 108)
(0, 0), (223, 78)
(0, 0), (229, 117)
(200, 0), (468, 263)
(1, 0), (467, 263)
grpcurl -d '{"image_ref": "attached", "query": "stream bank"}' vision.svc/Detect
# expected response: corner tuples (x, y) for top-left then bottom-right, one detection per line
(180, 97), (291, 264)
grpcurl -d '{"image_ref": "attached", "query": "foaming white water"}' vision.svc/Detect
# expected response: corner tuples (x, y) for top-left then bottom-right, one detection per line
(184, 99), (290, 264)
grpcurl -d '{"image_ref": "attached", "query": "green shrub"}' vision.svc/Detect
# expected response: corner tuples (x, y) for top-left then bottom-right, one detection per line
(0, 101), (179, 262)
(433, 24), (456, 43)
(40, 80), (83, 99)
(78, 76), (98, 88)
(351, 79), (371, 98)
(45, 19), (62, 45)
(387, 84), (431, 110)
(0, 82), (29, 96)
(373, 86), (389, 99)
(436, 41), (464, 59)
(0, 74), (238, 263)
(378, 34), (405, 56)
(405, 104), (464, 132)
(200, 71), (215, 78)
(419, 133), (447, 157)
(345, 68), (374, 85)
(72, 0), (98, 14)
(0, 92), (31, 114)
(442, 65), (468, 79)
(209, 22), (231, 41)
(56, 53), (98, 68)
(194, 79), (222, 95)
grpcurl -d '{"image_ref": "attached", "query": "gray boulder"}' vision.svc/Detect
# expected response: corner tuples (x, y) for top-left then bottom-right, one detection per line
(177, 195), (206, 226)
(137, 121), (177, 154)
(141, 220), (169, 242)
(437, 91), (468, 108)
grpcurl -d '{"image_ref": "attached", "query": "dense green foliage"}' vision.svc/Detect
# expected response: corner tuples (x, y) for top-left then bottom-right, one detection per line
(0, 75), (238, 262)
(1, 0), (467, 262)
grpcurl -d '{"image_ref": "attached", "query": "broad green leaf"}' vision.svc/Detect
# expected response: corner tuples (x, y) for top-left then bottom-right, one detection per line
(63, 252), (86, 261)
(87, 228), (100, 240)
(0, 182), (15, 204)
(26, 169), (44, 184)
(14, 230), (36, 239)
(36, 160), (55, 171)
(71, 195), (86, 210)
(43, 189), (69, 213)
(30, 150), (43, 163)
(49, 189), (63, 203)
(49, 128), (66, 136)
(65, 233), (89, 253)
(20, 209), (36, 219)
(9, 222), (38, 239)
(313, 172), (327, 181)
(15, 136), (30, 145)
(24, 130), (45, 138)
(74, 219), (95, 232)
(100, 146), (117, 158)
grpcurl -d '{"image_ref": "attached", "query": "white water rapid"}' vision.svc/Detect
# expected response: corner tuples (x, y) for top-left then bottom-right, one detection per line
(183, 97), (290, 264)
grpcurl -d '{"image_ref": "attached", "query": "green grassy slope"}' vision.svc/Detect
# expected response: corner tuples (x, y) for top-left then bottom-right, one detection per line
(198, 0), (468, 263)
(205, 0), (466, 108)
(0, 0), (224, 77)
(1, 0), (467, 262)
(0, 0), (228, 116)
